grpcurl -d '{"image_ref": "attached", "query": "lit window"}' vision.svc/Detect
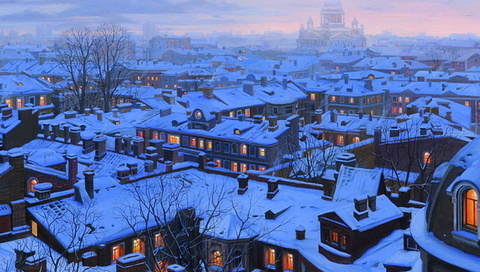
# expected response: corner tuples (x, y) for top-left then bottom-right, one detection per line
(258, 166), (266, 171)
(465, 101), (471, 107)
(330, 96), (336, 102)
(232, 162), (239, 172)
(190, 137), (197, 148)
(234, 129), (241, 135)
(155, 260), (168, 272)
(229, 111), (235, 117)
(39, 96), (46, 106)
(199, 139), (204, 149)
(265, 248), (276, 267)
(245, 108), (251, 117)
(405, 97), (410, 103)
(352, 137), (360, 144)
(259, 148), (266, 157)
(332, 231), (339, 246)
(132, 238), (145, 254)
(349, 97), (354, 104)
(464, 189), (478, 231)
(399, 107), (403, 114)
(137, 131), (144, 138)
(5, 99), (12, 108)
(337, 135), (344, 145)
(168, 135), (180, 144)
(376, 96), (381, 103)
(152, 131), (159, 139)
(241, 163), (247, 173)
(112, 244), (124, 262)
(17, 98), (24, 108)
(423, 152), (431, 164)
(283, 253), (294, 271)
(398, 97), (403, 103)
(155, 233), (165, 248)
(392, 107), (398, 114)
(29, 178), (38, 193)
(214, 159), (221, 167)
(207, 140), (213, 150)
(210, 250), (223, 266)
(241, 144), (247, 155)
(310, 93), (316, 100)
(31, 221), (38, 237)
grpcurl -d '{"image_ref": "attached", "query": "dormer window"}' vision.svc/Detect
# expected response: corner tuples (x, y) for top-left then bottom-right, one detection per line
(464, 189), (478, 232)
(195, 110), (203, 119)
(234, 129), (241, 135)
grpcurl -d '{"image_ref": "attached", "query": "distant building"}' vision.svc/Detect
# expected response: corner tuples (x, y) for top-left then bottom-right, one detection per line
(148, 36), (191, 60)
(297, 0), (366, 49)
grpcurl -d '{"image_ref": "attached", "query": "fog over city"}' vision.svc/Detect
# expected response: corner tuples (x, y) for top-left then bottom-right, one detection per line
(1, 0), (480, 37)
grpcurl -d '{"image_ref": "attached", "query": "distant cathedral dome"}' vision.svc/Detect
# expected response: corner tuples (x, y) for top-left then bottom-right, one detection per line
(322, 0), (343, 12)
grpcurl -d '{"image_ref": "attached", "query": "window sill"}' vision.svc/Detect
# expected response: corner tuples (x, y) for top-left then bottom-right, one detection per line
(452, 230), (479, 247)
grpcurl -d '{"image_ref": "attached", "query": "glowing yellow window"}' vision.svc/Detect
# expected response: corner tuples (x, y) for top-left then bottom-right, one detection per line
(155, 233), (165, 248)
(111, 245), (124, 262)
(352, 137), (360, 144)
(198, 139), (204, 149)
(5, 99), (12, 108)
(211, 250), (223, 266)
(152, 131), (159, 139)
(337, 135), (344, 145)
(423, 152), (431, 164)
(240, 163), (247, 173)
(168, 135), (180, 144)
(207, 141), (213, 150)
(259, 148), (265, 157)
(132, 238), (145, 254)
(464, 189), (478, 231)
(17, 98), (24, 108)
(190, 137), (197, 148)
(245, 108), (251, 117)
(241, 144), (247, 155)
(266, 248), (276, 266)
(310, 93), (316, 100)
(39, 96), (46, 106)
(330, 96), (336, 102)
(232, 162), (239, 172)
(283, 253), (294, 271)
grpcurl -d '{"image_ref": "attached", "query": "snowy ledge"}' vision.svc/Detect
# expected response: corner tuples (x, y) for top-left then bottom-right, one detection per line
(411, 208), (480, 270)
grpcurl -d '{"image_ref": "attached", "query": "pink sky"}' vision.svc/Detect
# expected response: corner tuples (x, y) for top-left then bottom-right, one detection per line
(1, 0), (480, 37)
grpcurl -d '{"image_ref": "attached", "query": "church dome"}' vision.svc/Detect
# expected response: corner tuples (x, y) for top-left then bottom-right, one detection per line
(322, 0), (344, 12)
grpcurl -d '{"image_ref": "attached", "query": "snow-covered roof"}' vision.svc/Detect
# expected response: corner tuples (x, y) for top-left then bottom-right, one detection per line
(333, 165), (382, 202)
(28, 167), (414, 272)
(331, 195), (403, 231)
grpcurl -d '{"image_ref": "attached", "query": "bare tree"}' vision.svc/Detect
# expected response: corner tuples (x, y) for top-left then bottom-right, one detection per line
(56, 26), (97, 113)
(118, 172), (286, 272)
(24, 199), (101, 272)
(92, 23), (133, 112)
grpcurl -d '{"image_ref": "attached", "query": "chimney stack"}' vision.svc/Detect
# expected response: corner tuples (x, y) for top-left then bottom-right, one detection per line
(83, 170), (95, 199)
(268, 116), (279, 132)
(295, 225), (306, 240)
(282, 75), (288, 90)
(67, 154), (78, 185)
(237, 174), (248, 195)
(354, 198), (368, 220)
(267, 178), (279, 199)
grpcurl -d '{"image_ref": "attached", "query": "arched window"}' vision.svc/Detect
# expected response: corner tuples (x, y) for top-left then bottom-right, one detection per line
(352, 137), (360, 144)
(423, 152), (432, 164)
(152, 131), (159, 139)
(210, 250), (223, 266)
(29, 178), (38, 193)
(464, 189), (478, 231)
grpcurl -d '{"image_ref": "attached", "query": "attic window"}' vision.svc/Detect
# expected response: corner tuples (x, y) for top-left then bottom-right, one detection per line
(17, 82), (24, 86)
(234, 129), (241, 135)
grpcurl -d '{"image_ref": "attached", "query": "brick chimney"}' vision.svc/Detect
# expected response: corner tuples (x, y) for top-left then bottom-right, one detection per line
(237, 174), (248, 195)
(67, 154), (78, 185)
(93, 135), (107, 161)
(81, 132), (95, 154)
(295, 225), (306, 240)
(200, 84), (215, 99)
(116, 165), (130, 183)
(132, 136), (145, 157)
(96, 110), (103, 121)
(315, 109), (323, 124)
(335, 153), (356, 171)
(84, 170), (95, 199)
(34, 183), (53, 200)
(267, 178), (279, 199)
(354, 198), (368, 220)
(268, 116), (279, 132)
(163, 143), (180, 163)
(116, 253), (147, 272)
